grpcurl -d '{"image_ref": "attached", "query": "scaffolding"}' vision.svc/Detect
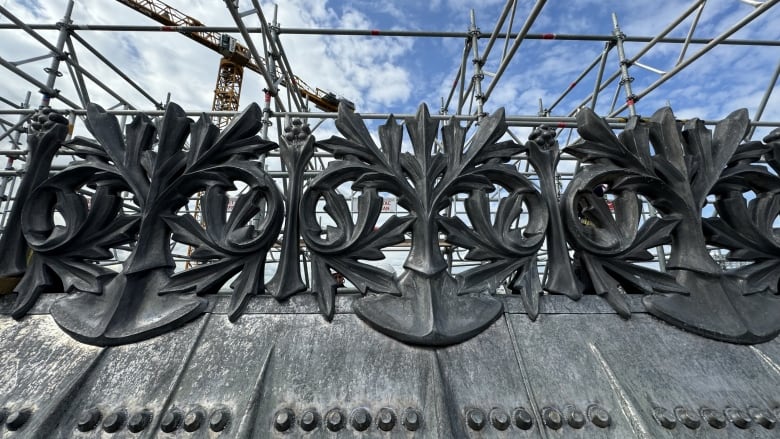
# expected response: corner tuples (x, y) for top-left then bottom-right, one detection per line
(0, 0), (778, 287)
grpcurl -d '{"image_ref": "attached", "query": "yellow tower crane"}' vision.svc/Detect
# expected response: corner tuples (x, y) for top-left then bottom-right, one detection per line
(116, 0), (341, 129)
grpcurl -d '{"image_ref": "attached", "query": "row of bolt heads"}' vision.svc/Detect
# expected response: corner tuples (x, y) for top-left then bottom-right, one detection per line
(72, 406), (231, 433)
(16, 403), (773, 433)
(653, 406), (778, 430)
(273, 404), (612, 433)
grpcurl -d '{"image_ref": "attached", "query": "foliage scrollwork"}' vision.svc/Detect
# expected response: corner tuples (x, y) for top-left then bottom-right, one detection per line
(16, 102), (281, 345)
(563, 107), (780, 343)
(3, 99), (780, 347)
(304, 104), (547, 345)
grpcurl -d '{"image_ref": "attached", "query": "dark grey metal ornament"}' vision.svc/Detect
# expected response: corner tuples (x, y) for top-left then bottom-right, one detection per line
(0, 109), (69, 293)
(306, 104), (547, 345)
(4, 99), (780, 348)
(525, 125), (581, 312)
(703, 129), (780, 289)
(701, 127), (780, 329)
(265, 119), (313, 300)
(17, 102), (280, 345)
(5, 108), (129, 317)
(160, 115), (284, 321)
(564, 107), (780, 343)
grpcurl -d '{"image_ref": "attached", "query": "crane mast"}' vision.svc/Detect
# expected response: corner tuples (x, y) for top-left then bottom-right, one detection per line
(212, 58), (243, 128)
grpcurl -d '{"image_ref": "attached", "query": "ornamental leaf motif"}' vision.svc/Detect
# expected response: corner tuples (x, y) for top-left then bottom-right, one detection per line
(303, 104), (547, 345)
(16, 102), (280, 346)
(0, 109), (70, 287)
(565, 107), (780, 343)
(6, 110), (138, 317)
(704, 129), (780, 296)
(5, 99), (779, 348)
(161, 172), (283, 321)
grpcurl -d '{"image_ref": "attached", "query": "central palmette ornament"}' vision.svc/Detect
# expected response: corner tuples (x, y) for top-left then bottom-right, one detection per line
(302, 104), (548, 345)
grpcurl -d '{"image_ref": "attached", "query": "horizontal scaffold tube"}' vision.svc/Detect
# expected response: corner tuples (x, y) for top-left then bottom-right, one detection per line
(0, 23), (778, 46)
(0, 109), (778, 129)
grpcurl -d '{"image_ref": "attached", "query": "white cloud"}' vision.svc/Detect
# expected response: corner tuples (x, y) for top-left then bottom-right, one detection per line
(0, 0), (776, 135)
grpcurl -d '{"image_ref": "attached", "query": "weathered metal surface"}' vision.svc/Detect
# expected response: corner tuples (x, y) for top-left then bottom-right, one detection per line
(1, 295), (778, 437)
(49, 315), (207, 438)
(0, 316), (103, 437)
(509, 312), (780, 438)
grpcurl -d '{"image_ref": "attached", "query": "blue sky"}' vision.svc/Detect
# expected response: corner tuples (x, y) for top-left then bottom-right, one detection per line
(1, 0), (777, 142)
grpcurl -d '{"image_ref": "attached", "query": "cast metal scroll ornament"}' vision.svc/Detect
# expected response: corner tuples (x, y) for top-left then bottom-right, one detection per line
(563, 107), (780, 344)
(5, 101), (780, 347)
(0, 108), (68, 293)
(302, 104), (547, 345)
(16, 102), (282, 345)
(703, 128), (780, 332)
(264, 120), (312, 300)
